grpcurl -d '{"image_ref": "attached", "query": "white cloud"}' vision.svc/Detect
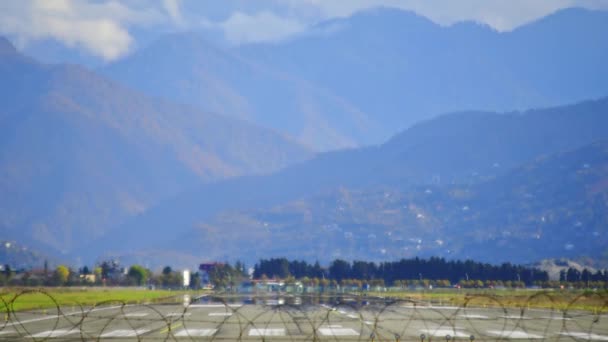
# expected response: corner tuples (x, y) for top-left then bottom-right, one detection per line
(163, 0), (184, 27)
(397, 0), (608, 31)
(185, 0), (608, 45)
(220, 11), (306, 44)
(1, 0), (607, 59)
(281, 0), (608, 31)
(0, 0), (165, 61)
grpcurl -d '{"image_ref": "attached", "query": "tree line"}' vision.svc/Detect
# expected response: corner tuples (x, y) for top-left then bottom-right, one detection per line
(560, 267), (608, 285)
(253, 257), (552, 286)
(0, 261), (194, 288)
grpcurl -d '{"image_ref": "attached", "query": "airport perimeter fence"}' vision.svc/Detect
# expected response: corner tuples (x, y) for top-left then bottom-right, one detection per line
(1, 289), (607, 341)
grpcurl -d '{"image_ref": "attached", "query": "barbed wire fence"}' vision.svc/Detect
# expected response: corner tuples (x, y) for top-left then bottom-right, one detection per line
(1, 289), (607, 341)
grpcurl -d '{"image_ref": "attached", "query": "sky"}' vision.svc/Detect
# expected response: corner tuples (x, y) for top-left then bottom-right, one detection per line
(1, 0), (607, 61)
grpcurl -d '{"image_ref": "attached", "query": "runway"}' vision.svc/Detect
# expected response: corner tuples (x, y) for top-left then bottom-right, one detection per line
(1, 295), (606, 341)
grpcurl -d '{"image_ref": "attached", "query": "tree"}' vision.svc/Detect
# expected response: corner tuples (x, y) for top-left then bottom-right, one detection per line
(160, 266), (175, 287)
(190, 272), (201, 289)
(55, 265), (70, 285)
(329, 259), (351, 281)
(234, 261), (247, 277)
(128, 265), (148, 286)
(94, 267), (102, 283)
(285, 275), (296, 285)
(100, 261), (112, 279)
(3, 264), (11, 279)
(209, 264), (237, 289)
(581, 268), (591, 286)
(566, 268), (581, 282)
(312, 261), (323, 278)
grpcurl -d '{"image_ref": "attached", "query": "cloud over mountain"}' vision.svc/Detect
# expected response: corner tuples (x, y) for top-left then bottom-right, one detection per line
(3, 0), (608, 60)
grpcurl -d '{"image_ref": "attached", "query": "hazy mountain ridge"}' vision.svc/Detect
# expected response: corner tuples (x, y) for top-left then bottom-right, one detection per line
(237, 7), (608, 141)
(0, 38), (311, 256)
(90, 97), (608, 266)
(158, 140), (608, 266)
(2, 7), (608, 268)
(101, 33), (380, 150)
(0, 240), (52, 270)
(99, 8), (608, 151)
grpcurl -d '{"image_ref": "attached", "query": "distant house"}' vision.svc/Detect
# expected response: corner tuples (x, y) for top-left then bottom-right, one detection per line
(260, 280), (285, 292)
(245, 279), (303, 293)
(80, 274), (96, 283)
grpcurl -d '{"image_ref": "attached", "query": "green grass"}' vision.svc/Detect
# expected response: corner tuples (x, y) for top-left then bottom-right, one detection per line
(3, 287), (606, 314)
(363, 289), (608, 313)
(0, 288), (205, 312)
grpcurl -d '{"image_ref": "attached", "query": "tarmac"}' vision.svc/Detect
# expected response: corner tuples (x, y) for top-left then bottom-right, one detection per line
(1, 295), (606, 341)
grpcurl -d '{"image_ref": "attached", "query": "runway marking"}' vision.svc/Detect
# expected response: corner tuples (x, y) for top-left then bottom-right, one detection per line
(500, 315), (531, 320)
(265, 299), (284, 305)
(4, 304), (125, 327)
(420, 328), (470, 338)
(487, 330), (544, 339)
(160, 322), (182, 334)
(406, 305), (460, 310)
(189, 304), (241, 308)
(189, 304), (225, 307)
(166, 312), (191, 317)
(319, 327), (359, 336)
(100, 329), (150, 337)
(323, 325), (343, 328)
(248, 328), (285, 336)
(459, 314), (489, 319)
(124, 312), (149, 317)
(540, 316), (571, 320)
(0, 330), (15, 336)
(334, 309), (358, 319)
(31, 329), (80, 338)
(560, 332), (608, 341)
(175, 328), (217, 337)
(209, 312), (232, 316)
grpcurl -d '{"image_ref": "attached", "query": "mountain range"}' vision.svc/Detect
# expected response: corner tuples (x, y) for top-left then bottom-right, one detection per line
(101, 33), (379, 150)
(0, 6), (607, 269)
(102, 7), (608, 150)
(83, 97), (608, 267)
(0, 37), (310, 257)
(171, 139), (608, 265)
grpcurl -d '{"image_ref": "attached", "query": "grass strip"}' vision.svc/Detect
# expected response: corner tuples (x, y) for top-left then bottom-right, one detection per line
(0, 288), (204, 312)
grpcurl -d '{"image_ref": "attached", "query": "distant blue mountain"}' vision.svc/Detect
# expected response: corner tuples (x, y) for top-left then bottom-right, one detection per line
(0, 37), (310, 259)
(3, 6), (608, 267)
(101, 34), (381, 151)
(238, 7), (608, 139)
(88, 97), (608, 266)
(100, 7), (608, 151)
(163, 140), (608, 265)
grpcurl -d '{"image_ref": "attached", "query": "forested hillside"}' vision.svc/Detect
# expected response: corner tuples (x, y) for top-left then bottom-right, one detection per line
(0, 37), (310, 257)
